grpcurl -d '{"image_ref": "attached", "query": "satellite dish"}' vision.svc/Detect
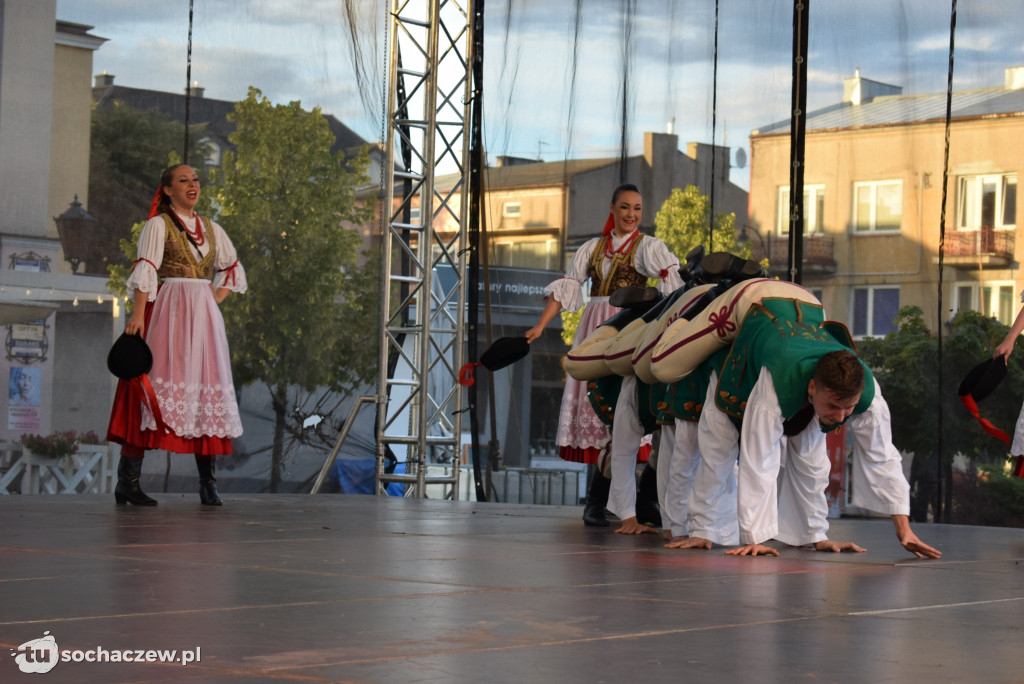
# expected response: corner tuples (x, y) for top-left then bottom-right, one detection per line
(734, 148), (747, 169)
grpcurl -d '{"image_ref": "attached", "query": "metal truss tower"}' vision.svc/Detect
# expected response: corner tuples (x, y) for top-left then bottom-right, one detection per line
(374, 0), (474, 498)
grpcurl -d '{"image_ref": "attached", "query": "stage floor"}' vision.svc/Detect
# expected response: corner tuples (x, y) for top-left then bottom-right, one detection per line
(1, 494), (1021, 683)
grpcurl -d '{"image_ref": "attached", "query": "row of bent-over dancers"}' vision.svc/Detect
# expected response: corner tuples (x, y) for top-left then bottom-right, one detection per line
(528, 182), (941, 558)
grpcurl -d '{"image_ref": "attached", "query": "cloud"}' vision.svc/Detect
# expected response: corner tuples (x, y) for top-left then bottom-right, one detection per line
(58, 0), (1024, 190)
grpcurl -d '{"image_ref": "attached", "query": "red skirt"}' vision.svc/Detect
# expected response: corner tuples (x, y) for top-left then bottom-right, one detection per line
(106, 376), (233, 456)
(559, 443), (652, 464)
(105, 295), (233, 456)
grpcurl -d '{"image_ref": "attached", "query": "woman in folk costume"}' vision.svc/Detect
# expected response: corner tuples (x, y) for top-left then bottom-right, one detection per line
(525, 183), (683, 529)
(107, 164), (247, 506)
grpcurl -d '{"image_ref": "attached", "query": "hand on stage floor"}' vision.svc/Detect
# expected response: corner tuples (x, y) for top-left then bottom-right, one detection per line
(665, 536), (709, 550)
(726, 543), (779, 557)
(614, 517), (659, 535)
(900, 534), (942, 559)
(892, 514), (942, 559)
(814, 539), (866, 553)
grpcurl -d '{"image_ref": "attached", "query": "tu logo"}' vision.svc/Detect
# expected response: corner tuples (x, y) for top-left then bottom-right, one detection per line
(11, 631), (59, 674)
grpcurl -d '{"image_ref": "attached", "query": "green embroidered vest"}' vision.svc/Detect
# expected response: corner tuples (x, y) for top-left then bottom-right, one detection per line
(713, 298), (874, 425)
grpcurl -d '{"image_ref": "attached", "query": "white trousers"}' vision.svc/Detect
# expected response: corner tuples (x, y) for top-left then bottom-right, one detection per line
(688, 371), (740, 546)
(655, 420), (704, 538)
(607, 376), (644, 520)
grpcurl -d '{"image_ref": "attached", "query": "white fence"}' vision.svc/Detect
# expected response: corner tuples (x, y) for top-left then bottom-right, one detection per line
(0, 443), (116, 495)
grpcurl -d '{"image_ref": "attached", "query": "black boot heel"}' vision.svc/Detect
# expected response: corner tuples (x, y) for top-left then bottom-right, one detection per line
(196, 455), (223, 506)
(114, 455), (157, 506)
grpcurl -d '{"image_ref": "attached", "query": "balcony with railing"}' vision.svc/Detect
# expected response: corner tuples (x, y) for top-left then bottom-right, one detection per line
(941, 226), (1015, 268)
(747, 233), (837, 277)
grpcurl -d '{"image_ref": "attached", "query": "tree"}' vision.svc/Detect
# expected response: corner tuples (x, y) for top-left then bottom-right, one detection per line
(210, 88), (377, 492)
(91, 101), (208, 276)
(857, 306), (1024, 522)
(654, 185), (748, 263)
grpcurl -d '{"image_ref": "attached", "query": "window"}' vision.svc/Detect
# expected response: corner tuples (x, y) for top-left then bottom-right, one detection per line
(502, 201), (521, 218)
(957, 174), (1017, 231)
(777, 185), (825, 235)
(492, 238), (558, 270)
(952, 281), (1017, 326)
(853, 180), (902, 232)
(851, 286), (899, 337)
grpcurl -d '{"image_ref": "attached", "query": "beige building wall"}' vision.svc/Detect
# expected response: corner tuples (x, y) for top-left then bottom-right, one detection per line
(0, 0), (56, 237)
(49, 39), (98, 250)
(750, 114), (1024, 333)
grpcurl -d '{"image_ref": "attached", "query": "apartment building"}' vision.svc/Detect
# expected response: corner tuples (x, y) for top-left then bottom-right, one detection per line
(748, 68), (1024, 337)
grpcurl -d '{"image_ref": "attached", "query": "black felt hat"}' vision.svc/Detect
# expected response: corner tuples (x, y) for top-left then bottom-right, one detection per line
(957, 357), (1010, 446)
(958, 357), (1007, 402)
(479, 336), (530, 371)
(107, 333), (153, 380)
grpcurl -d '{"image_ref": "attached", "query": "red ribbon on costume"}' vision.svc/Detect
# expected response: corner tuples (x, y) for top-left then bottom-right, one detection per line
(458, 361), (482, 387)
(129, 373), (168, 435)
(131, 258), (156, 276)
(602, 212), (615, 236)
(708, 307), (738, 338)
(659, 264), (678, 279)
(958, 393), (1011, 445)
(1013, 455), (1024, 478)
(217, 260), (240, 287)
(147, 188), (163, 219)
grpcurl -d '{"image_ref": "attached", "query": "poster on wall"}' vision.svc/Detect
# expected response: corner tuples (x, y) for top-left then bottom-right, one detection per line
(9, 367), (40, 406)
(8, 367), (41, 431)
(8, 406), (40, 432)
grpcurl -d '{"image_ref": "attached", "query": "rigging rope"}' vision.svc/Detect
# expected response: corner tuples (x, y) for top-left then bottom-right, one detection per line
(183, 0), (194, 164)
(617, 0), (636, 183)
(708, 0), (719, 251)
(936, 0), (958, 523)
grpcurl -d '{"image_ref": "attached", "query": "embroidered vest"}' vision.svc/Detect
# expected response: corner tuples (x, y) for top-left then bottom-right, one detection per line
(713, 298), (874, 426)
(588, 233), (648, 297)
(158, 214), (217, 280)
(586, 374), (659, 434)
(658, 348), (729, 423)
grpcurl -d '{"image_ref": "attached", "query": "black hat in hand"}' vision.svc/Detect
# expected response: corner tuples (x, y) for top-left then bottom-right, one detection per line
(107, 333), (153, 380)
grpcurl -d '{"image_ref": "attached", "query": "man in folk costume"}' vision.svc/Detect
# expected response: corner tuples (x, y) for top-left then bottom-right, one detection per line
(107, 164), (247, 506)
(651, 279), (941, 558)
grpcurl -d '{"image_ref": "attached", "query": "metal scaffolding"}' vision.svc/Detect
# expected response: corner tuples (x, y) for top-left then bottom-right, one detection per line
(374, 0), (474, 498)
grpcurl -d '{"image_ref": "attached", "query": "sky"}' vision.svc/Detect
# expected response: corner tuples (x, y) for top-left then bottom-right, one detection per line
(56, 0), (1024, 191)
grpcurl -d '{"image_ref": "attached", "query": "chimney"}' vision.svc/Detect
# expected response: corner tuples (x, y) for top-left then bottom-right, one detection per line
(94, 71), (115, 87)
(187, 81), (205, 98)
(842, 68), (902, 105)
(1006, 66), (1024, 90)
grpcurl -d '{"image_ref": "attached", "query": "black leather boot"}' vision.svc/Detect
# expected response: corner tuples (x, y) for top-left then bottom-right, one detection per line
(196, 455), (223, 506)
(582, 469), (611, 527)
(634, 463), (662, 528)
(114, 454), (157, 506)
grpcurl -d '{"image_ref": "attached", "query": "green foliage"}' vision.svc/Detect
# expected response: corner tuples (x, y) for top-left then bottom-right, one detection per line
(209, 88), (377, 398)
(560, 306), (584, 346)
(858, 306), (1024, 466)
(92, 101), (209, 279)
(951, 466), (1024, 527)
(654, 185), (747, 262)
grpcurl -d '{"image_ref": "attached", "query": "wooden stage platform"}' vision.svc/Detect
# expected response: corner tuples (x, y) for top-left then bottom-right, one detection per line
(1, 494), (1021, 683)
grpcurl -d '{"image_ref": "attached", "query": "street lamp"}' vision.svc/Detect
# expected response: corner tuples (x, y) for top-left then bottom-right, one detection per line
(54, 195), (97, 274)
